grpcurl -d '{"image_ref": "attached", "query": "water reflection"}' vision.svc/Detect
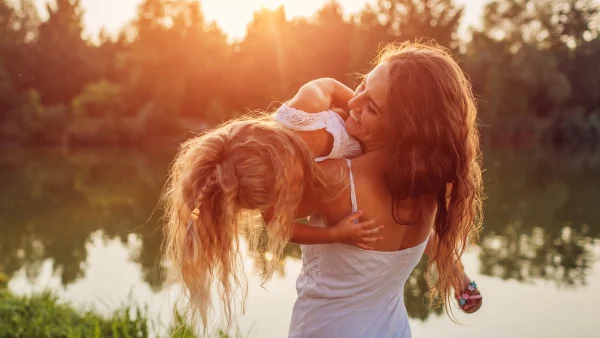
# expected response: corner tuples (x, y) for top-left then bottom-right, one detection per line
(0, 147), (173, 290)
(0, 146), (598, 321)
(480, 148), (599, 287)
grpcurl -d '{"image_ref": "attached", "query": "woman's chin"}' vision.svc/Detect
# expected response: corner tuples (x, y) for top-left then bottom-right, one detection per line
(345, 117), (358, 132)
(346, 121), (363, 141)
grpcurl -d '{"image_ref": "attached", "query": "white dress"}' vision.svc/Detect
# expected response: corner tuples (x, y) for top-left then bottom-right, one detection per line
(273, 104), (362, 162)
(289, 162), (428, 338)
(276, 104), (427, 337)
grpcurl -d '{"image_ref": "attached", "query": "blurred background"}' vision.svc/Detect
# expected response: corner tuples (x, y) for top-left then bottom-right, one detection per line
(0, 0), (599, 337)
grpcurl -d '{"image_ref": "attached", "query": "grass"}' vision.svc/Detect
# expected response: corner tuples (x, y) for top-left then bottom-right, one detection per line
(0, 289), (151, 338)
(0, 273), (240, 338)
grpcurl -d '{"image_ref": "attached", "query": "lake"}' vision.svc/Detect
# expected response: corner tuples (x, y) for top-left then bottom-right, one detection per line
(0, 146), (598, 338)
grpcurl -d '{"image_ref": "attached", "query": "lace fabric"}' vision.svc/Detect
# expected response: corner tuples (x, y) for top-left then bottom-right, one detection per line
(274, 104), (362, 162)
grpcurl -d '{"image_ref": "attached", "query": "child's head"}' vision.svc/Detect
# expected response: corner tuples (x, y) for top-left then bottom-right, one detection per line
(161, 115), (332, 329)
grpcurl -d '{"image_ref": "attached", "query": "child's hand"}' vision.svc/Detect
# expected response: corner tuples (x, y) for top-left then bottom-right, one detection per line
(329, 210), (384, 250)
(330, 107), (350, 121)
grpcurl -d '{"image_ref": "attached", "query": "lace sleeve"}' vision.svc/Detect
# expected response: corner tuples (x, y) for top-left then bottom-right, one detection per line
(273, 103), (363, 162)
(273, 104), (329, 132)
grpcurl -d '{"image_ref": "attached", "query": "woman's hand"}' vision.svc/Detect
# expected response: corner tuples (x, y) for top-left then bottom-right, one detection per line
(329, 210), (384, 250)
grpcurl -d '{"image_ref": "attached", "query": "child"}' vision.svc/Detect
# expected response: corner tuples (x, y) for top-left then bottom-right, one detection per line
(161, 78), (380, 329)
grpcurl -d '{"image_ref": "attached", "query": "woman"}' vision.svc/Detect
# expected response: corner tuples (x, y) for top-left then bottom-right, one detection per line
(287, 41), (484, 337)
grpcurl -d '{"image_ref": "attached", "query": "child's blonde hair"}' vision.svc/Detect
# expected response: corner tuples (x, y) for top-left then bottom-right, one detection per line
(161, 114), (335, 329)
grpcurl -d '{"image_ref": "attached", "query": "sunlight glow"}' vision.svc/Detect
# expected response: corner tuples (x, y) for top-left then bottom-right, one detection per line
(29, 0), (488, 40)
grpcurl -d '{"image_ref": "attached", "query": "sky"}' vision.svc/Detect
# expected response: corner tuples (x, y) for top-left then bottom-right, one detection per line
(26, 0), (488, 40)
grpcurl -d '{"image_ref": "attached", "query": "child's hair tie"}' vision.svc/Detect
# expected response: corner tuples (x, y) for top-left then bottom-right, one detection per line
(191, 207), (200, 220)
(190, 191), (205, 221)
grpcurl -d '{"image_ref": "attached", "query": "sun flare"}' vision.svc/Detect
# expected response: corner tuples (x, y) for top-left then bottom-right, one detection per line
(30, 0), (485, 40)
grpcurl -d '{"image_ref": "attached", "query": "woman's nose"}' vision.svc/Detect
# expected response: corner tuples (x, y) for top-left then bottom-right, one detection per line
(348, 96), (360, 112)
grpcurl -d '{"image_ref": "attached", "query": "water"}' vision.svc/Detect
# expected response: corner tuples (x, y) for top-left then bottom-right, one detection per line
(1, 146), (598, 337)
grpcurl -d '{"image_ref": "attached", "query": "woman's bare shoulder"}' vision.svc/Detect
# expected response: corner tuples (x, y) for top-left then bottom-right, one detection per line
(317, 159), (348, 181)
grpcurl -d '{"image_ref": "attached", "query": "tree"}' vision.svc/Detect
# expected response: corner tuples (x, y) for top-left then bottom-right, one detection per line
(125, 0), (230, 130)
(0, 0), (40, 91)
(361, 0), (462, 46)
(479, 0), (599, 51)
(231, 6), (292, 111)
(350, 0), (463, 71)
(71, 80), (129, 144)
(31, 0), (95, 105)
(466, 0), (600, 144)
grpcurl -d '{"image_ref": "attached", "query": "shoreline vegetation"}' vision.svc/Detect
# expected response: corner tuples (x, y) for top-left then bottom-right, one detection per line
(0, 273), (238, 338)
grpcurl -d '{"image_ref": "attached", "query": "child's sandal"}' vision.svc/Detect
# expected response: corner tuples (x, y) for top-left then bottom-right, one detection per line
(456, 281), (482, 313)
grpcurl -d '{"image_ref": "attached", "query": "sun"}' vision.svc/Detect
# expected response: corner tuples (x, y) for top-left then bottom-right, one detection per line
(201, 0), (350, 39)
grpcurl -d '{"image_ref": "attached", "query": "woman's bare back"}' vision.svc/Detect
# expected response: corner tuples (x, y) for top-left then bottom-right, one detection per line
(316, 156), (436, 252)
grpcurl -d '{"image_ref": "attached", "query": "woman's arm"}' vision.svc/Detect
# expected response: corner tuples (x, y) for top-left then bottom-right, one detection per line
(287, 78), (354, 119)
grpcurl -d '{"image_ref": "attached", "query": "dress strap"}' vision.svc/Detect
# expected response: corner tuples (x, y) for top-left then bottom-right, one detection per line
(345, 159), (359, 217)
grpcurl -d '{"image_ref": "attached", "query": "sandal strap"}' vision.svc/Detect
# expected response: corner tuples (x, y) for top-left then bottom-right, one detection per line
(457, 281), (480, 307)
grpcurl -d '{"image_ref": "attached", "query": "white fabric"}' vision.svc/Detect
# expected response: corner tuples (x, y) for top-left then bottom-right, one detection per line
(288, 160), (428, 338)
(274, 104), (362, 162)
(346, 159), (358, 222)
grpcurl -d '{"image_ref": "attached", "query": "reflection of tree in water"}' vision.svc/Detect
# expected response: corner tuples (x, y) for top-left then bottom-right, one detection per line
(2, 146), (599, 320)
(242, 224), (303, 279)
(479, 147), (600, 286)
(0, 148), (173, 290)
(403, 258), (445, 321)
(249, 147), (600, 320)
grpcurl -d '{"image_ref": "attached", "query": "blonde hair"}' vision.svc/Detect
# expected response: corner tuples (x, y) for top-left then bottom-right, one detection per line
(161, 114), (335, 330)
(375, 41), (484, 319)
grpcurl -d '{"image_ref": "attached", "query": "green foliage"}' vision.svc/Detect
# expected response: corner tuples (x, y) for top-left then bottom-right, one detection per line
(0, 290), (149, 338)
(0, 0), (599, 145)
(0, 288), (247, 337)
(17, 89), (69, 143)
(464, 0), (600, 144)
(31, 0), (96, 106)
(71, 81), (133, 144)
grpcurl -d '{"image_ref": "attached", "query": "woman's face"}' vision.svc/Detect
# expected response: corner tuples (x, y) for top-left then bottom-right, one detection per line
(346, 63), (389, 149)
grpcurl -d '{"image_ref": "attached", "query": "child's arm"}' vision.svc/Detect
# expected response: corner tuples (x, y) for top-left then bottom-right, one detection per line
(262, 209), (383, 250)
(287, 176), (382, 249)
(290, 211), (384, 250)
(287, 78), (354, 119)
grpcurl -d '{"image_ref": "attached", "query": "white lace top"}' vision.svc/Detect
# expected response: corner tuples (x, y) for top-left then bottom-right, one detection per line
(274, 104), (362, 162)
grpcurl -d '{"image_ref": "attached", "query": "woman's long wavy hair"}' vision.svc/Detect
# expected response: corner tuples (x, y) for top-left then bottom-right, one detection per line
(161, 115), (335, 330)
(377, 41), (484, 318)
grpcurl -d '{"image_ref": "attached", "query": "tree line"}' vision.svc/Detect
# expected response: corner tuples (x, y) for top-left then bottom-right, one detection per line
(0, 0), (599, 146)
